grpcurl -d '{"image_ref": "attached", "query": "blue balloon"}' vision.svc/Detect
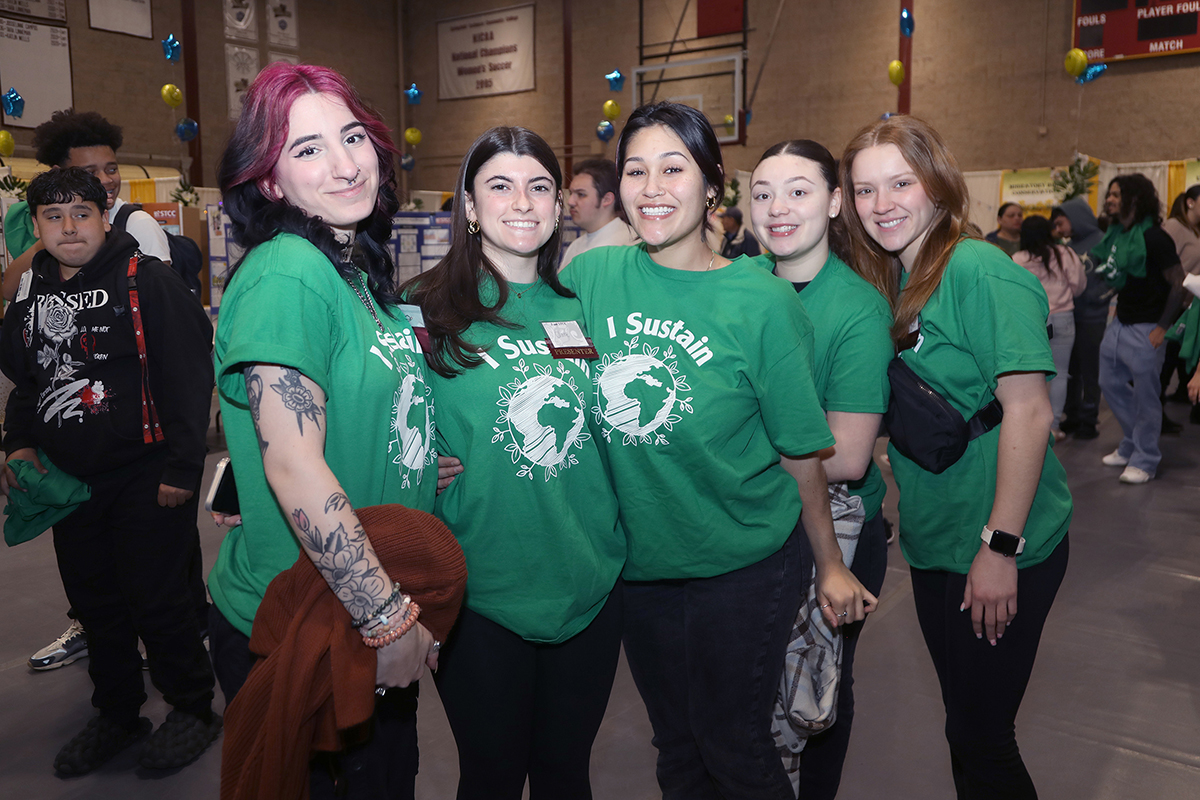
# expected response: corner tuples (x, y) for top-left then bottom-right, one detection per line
(743, 108), (752, 125)
(404, 83), (423, 105)
(400, 153), (416, 171)
(2, 87), (24, 118)
(605, 69), (626, 92)
(162, 34), (182, 63)
(175, 117), (199, 142)
(1075, 63), (1108, 84)
(900, 8), (914, 37)
(596, 120), (615, 142)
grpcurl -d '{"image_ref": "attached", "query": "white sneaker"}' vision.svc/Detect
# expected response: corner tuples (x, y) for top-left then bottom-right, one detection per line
(1119, 466), (1153, 484)
(1102, 449), (1130, 467)
(29, 620), (88, 671)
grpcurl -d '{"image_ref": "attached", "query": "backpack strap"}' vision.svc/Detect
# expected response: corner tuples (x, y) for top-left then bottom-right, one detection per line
(112, 203), (142, 232)
(127, 254), (164, 445)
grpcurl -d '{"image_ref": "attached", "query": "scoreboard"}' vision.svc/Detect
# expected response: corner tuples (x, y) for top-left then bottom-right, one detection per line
(1074, 0), (1200, 62)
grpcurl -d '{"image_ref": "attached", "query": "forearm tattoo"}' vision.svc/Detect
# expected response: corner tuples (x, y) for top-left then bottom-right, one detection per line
(292, 492), (386, 620)
(243, 367), (269, 455)
(270, 368), (325, 435)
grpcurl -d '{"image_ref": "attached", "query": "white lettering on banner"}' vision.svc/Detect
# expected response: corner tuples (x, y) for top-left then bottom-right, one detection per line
(1138, 5), (1175, 18)
(438, 4), (535, 99)
(1077, 14), (1106, 26)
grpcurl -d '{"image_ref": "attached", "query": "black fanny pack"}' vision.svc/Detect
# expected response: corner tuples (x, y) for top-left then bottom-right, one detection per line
(883, 356), (1003, 474)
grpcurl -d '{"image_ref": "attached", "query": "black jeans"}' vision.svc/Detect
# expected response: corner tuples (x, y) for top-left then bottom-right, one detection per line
(798, 510), (889, 799)
(208, 604), (419, 800)
(432, 586), (623, 800)
(1063, 312), (1107, 428)
(909, 534), (1069, 800)
(53, 448), (214, 725)
(623, 521), (808, 800)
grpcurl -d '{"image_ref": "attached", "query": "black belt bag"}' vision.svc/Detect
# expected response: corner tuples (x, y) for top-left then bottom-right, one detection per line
(883, 356), (1003, 474)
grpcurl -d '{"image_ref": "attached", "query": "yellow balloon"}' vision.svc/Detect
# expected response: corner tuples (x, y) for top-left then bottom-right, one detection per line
(0, 130), (14, 158)
(161, 83), (183, 108)
(888, 60), (905, 87)
(602, 99), (621, 120)
(404, 127), (422, 147)
(723, 114), (735, 128)
(1064, 48), (1088, 78)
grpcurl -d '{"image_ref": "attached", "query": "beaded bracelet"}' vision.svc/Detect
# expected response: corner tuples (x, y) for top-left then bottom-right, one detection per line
(352, 584), (404, 630)
(363, 602), (421, 648)
(359, 596), (413, 639)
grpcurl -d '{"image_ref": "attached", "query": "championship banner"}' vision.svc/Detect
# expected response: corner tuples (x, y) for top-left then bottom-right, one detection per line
(438, 4), (535, 100)
(1000, 168), (1058, 219)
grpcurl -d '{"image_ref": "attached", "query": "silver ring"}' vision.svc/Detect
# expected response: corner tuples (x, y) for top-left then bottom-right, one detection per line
(837, 612), (848, 618)
(431, 640), (442, 653)
(820, 603), (831, 609)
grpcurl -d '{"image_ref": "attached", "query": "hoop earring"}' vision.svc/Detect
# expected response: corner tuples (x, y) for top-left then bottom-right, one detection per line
(466, 219), (481, 235)
(706, 195), (718, 211)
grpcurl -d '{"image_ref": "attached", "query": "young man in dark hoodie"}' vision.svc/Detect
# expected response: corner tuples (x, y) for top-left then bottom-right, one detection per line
(0, 168), (221, 775)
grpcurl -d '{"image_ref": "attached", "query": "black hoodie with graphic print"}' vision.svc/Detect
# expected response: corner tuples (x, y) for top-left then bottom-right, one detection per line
(0, 230), (213, 489)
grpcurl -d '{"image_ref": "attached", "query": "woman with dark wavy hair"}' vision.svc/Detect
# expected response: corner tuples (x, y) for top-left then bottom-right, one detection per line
(210, 62), (439, 798)
(563, 102), (874, 799)
(403, 127), (623, 799)
(841, 114), (1071, 799)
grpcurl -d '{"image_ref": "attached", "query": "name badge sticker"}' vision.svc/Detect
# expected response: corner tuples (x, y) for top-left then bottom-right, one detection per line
(541, 320), (598, 359)
(398, 303), (430, 354)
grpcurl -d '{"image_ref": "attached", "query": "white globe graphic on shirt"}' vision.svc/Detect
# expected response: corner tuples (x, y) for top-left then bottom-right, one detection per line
(393, 372), (431, 472)
(597, 354), (676, 436)
(506, 373), (586, 466)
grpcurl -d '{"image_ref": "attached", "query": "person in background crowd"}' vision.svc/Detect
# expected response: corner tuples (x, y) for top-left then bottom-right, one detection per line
(842, 114), (1071, 800)
(984, 202), (1023, 257)
(211, 62), (439, 797)
(749, 138), (893, 799)
(562, 101), (875, 800)
(559, 158), (639, 270)
(1160, 186), (1200, 422)
(5, 109), (185, 674)
(1094, 174), (1187, 483)
(1053, 200), (1110, 440)
(1013, 215), (1086, 442)
(718, 205), (761, 259)
(1, 167), (218, 776)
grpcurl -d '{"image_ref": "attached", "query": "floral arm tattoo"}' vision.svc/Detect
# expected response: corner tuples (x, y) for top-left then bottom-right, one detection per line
(269, 368), (325, 434)
(292, 492), (387, 620)
(249, 364), (393, 622)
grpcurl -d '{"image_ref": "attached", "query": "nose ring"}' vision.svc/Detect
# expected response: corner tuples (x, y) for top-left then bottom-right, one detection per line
(348, 167), (361, 186)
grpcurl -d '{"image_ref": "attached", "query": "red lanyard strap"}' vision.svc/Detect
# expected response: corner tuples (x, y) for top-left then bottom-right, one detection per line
(127, 255), (164, 444)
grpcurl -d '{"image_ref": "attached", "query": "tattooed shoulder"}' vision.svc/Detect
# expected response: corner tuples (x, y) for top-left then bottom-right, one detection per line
(269, 368), (326, 435)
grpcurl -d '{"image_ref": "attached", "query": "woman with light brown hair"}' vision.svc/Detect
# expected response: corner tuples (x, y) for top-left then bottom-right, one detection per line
(838, 115), (1072, 799)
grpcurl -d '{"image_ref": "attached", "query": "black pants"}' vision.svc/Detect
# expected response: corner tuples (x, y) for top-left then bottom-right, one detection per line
(798, 510), (889, 799)
(53, 448), (214, 725)
(909, 535), (1069, 800)
(209, 604), (419, 800)
(1063, 312), (1107, 428)
(432, 586), (623, 800)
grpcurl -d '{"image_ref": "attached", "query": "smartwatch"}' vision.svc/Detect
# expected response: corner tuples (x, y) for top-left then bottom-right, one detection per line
(981, 525), (1025, 558)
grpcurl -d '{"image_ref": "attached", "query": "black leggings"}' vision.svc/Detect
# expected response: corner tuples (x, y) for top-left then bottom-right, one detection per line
(798, 509), (889, 799)
(432, 586), (622, 800)
(909, 534), (1069, 800)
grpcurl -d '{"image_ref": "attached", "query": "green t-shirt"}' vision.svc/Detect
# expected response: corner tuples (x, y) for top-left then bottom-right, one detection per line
(753, 252), (893, 519)
(889, 238), (1072, 573)
(209, 234), (438, 636)
(3, 200), (37, 260)
(562, 245), (835, 581)
(426, 279), (624, 644)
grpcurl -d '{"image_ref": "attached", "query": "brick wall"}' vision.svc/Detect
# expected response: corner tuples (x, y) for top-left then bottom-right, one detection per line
(10, 1), (1198, 193)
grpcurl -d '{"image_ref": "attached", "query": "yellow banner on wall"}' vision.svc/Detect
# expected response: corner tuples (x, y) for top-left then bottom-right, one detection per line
(999, 168), (1058, 219)
(1167, 160), (1200, 207)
